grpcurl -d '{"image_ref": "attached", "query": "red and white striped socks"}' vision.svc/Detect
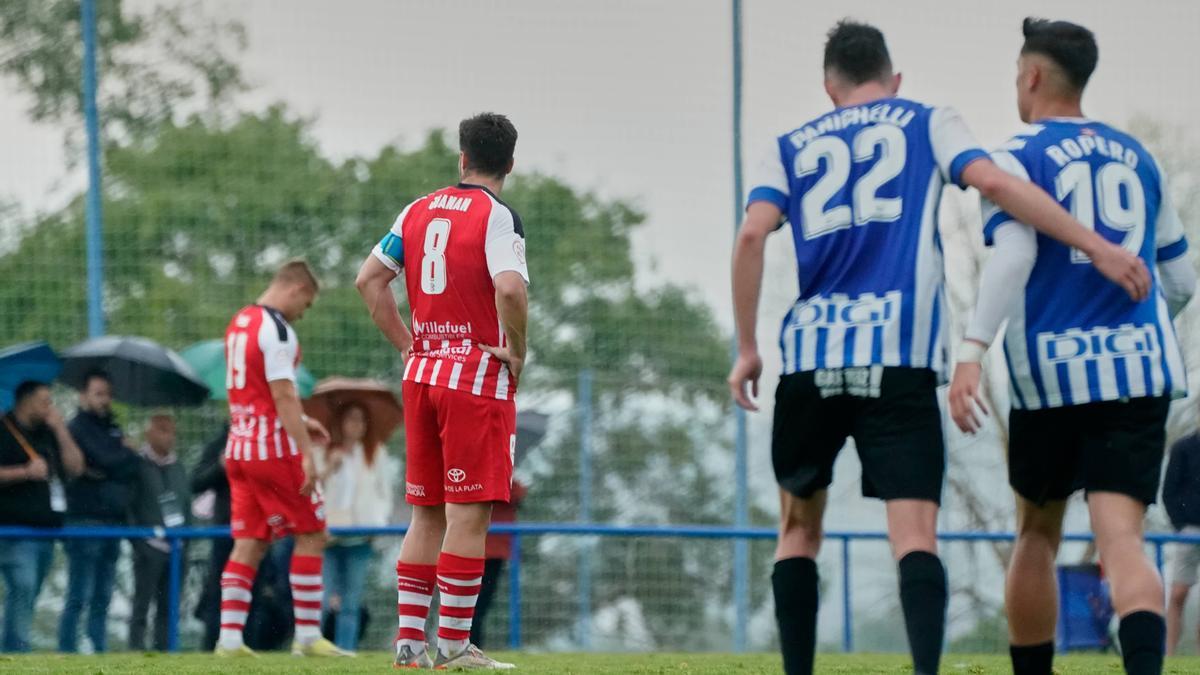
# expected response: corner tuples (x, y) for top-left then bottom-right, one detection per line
(290, 555), (324, 644)
(436, 552), (485, 657)
(395, 561), (437, 655)
(217, 560), (256, 649)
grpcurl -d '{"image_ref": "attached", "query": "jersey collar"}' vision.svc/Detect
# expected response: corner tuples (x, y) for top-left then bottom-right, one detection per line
(456, 182), (498, 199)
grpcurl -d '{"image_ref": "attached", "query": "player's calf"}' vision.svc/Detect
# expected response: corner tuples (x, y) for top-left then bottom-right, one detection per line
(886, 499), (944, 675)
(1090, 492), (1165, 675)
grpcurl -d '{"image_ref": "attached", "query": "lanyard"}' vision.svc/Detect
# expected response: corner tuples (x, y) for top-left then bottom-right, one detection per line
(2, 417), (40, 461)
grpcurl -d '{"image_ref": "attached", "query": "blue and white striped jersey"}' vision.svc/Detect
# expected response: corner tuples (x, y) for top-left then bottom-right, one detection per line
(983, 119), (1189, 409)
(747, 97), (988, 375)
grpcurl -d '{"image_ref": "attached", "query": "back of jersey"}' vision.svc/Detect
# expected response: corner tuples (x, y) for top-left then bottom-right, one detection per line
(224, 304), (302, 460)
(985, 120), (1188, 408)
(748, 97), (987, 375)
(372, 183), (529, 400)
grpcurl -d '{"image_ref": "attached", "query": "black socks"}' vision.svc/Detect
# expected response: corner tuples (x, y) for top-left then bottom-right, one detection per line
(1010, 640), (1054, 675)
(1118, 611), (1165, 675)
(898, 551), (947, 675)
(773, 557), (819, 675)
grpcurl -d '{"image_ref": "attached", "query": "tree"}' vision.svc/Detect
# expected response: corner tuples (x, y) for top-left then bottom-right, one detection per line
(0, 102), (747, 646)
(0, 0), (758, 649)
(0, 0), (246, 147)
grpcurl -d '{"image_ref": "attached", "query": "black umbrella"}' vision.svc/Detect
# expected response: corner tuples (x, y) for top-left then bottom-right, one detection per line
(61, 335), (210, 406)
(515, 411), (549, 465)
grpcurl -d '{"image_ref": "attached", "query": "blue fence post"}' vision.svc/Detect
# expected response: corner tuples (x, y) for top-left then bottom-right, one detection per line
(166, 534), (183, 653)
(841, 536), (853, 653)
(508, 533), (522, 650)
(81, 0), (106, 338)
(1155, 540), (1165, 576)
(729, 0), (749, 654)
(577, 368), (594, 650)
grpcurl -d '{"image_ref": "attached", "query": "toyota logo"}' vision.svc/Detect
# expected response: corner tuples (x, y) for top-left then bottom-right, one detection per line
(447, 468), (466, 483)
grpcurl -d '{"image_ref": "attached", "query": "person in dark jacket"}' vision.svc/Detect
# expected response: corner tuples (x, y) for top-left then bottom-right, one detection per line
(59, 371), (141, 653)
(0, 381), (84, 652)
(1163, 433), (1200, 655)
(191, 425), (232, 651)
(127, 413), (190, 651)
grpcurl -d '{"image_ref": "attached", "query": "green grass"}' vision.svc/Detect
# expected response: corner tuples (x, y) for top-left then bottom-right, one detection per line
(1, 652), (1199, 673)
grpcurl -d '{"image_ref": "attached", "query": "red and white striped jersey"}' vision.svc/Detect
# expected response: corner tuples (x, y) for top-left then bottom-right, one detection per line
(223, 305), (303, 461)
(372, 183), (529, 401)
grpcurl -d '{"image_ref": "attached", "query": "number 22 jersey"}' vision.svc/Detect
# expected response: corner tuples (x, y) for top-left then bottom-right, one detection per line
(747, 97), (988, 376)
(372, 183), (529, 401)
(983, 119), (1188, 409)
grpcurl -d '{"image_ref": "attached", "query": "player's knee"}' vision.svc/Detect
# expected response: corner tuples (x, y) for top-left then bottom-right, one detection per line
(445, 502), (492, 535)
(1169, 584), (1191, 607)
(777, 515), (822, 557)
(1016, 517), (1062, 549)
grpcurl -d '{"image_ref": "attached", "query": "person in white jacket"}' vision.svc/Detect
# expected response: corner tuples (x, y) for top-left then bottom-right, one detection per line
(315, 402), (396, 651)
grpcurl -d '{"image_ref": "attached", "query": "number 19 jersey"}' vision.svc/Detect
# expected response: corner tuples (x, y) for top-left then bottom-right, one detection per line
(984, 119), (1188, 409)
(748, 97), (988, 376)
(372, 182), (529, 401)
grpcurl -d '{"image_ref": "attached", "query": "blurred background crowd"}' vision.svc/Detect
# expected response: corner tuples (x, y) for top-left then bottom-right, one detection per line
(0, 337), (542, 654)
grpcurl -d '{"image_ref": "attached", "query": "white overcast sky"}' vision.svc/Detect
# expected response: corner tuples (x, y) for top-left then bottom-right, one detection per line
(3, 0), (1197, 316)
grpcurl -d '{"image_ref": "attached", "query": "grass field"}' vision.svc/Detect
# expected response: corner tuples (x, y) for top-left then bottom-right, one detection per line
(2, 652), (1200, 674)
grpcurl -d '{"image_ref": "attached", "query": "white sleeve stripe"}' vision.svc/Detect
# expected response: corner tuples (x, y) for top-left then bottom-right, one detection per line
(372, 245), (402, 273)
(990, 150), (1030, 180)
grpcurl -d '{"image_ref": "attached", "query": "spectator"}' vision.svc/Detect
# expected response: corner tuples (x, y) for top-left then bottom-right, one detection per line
(0, 381), (84, 652)
(191, 425), (231, 651)
(60, 371), (141, 654)
(472, 478), (527, 649)
(1163, 431), (1200, 655)
(127, 413), (190, 652)
(315, 402), (395, 651)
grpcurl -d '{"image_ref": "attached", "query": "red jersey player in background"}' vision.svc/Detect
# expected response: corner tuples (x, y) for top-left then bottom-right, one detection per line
(216, 260), (350, 658)
(357, 113), (529, 670)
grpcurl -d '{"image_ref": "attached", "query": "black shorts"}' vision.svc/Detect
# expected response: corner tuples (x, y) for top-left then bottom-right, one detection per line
(772, 366), (945, 503)
(1008, 396), (1170, 506)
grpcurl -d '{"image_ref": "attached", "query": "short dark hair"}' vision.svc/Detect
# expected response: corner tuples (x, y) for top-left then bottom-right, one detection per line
(1021, 17), (1097, 91)
(13, 380), (48, 407)
(459, 113), (517, 178)
(823, 20), (892, 85)
(83, 369), (111, 391)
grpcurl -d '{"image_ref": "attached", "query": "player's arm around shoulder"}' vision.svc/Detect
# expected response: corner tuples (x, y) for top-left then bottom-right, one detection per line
(960, 152), (1150, 301)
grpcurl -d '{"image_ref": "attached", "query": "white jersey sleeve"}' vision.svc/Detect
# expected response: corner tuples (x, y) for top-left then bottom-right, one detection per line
(964, 222), (1038, 346)
(980, 150), (1032, 245)
(745, 137), (790, 220)
(929, 107), (989, 188)
(485, 203), (529, 283)
(258, 309), (298, 383)
(371, 202), (414, 273)
(1155, 168), (1189, 261)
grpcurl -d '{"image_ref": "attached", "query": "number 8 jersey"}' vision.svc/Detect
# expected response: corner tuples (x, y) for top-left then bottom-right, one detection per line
(983, 119), (1189, 409)
(748, 97), (988, 376)
(372, 182), (530, 400)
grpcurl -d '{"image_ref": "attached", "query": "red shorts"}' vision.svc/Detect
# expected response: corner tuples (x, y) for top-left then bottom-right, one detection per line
(403, 381), (516, 505)
(227, 455), (326, 540)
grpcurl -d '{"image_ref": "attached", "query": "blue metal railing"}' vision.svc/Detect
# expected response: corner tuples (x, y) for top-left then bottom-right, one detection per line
(4, 523), (1199, 653)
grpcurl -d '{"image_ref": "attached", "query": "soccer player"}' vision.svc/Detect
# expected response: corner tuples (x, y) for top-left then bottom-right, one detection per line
(949, 18), (1196, 675)
(215, 260), (350, 658)
(730, 20), (1152, 675)
(356, 112), (528, 670)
